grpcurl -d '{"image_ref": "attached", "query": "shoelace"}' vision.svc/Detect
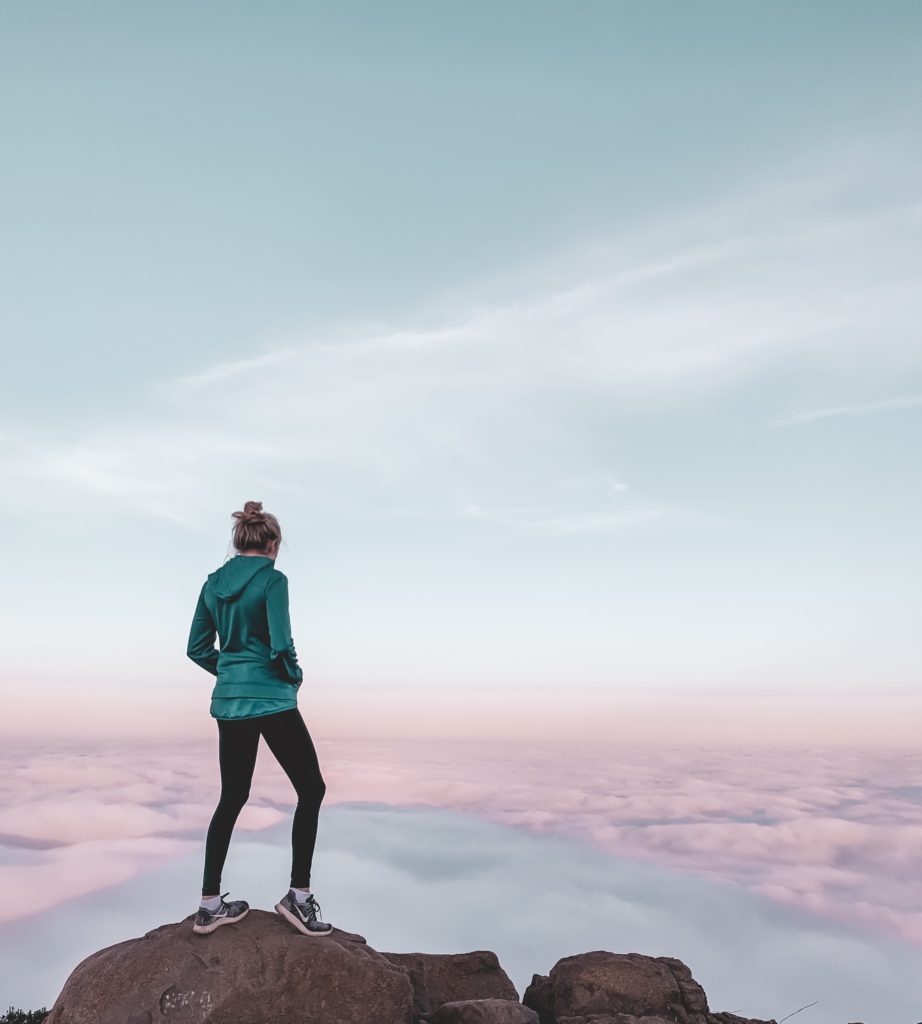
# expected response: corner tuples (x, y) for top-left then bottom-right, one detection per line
(298, 893), (322, 920)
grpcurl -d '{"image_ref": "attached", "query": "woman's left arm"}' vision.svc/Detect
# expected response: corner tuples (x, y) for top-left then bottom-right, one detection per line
(186, 582), (220, 676)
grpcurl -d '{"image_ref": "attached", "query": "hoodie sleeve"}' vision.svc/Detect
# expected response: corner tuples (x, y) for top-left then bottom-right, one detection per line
(186, 582), (220, 676)
(266, 572), (303, 686)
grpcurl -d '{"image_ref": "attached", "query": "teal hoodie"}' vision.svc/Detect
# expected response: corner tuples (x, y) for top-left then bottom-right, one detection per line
(186, 554), (303, 720)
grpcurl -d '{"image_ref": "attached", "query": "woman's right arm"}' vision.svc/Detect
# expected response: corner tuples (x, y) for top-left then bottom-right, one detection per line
(266, 572), (304, 686)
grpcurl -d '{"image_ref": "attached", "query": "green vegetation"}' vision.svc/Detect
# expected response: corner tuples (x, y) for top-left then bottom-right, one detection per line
(1, 1009), (49, 1023)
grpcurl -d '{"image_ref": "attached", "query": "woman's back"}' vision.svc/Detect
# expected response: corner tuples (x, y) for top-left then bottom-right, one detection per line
(188, 548), (303, 718)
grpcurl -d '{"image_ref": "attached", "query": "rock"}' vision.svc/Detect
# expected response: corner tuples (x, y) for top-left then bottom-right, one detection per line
(381, 950), (519, 1018)
(523, 951), (776, 1024)
(428, 998), (540, 1024)
(46, 909), (413, 1024)
(46, 916), (776, 1024)
(523, 951), (707, 1024)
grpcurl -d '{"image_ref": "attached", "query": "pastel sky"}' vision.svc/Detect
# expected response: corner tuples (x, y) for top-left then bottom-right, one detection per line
(2, 7), (922, 1019)
(1, 2), (920, 741)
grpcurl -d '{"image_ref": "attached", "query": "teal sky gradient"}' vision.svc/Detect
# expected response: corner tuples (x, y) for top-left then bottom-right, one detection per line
(1, 2), (920, 732)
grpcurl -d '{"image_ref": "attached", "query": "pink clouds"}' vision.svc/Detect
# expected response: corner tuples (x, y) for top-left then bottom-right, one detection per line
(1, 736), (921, 945)
(0, 837), (195, 920)
(308, 739), (922, 944)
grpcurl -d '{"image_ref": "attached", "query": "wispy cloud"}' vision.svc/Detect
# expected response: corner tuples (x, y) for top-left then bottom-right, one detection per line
(167, 347), (300, 391)
(460, 504), (665, 533)
(4, 158), (921, 534)
(456, 502), (724, 534)
(773, 393), (922, 425)
(34, 446), (166, 498)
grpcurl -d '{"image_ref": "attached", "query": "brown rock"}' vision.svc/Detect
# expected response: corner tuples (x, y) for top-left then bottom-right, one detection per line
(523, 951), (709, 1024)
(429, 998), (540, 1024)
(522, 952), (775, 1024)
(382, 949), (519, 1018)
(46, 914), (776, 1024)
(46, 909), (414, 1024)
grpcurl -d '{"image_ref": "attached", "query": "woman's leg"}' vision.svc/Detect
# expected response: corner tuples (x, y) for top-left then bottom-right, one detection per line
(259, 709), (326, 889)
(201, 717), (261, 896)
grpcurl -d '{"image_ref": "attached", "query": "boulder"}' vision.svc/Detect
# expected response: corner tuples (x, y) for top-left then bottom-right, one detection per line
(46, 909), (413, 1024)
(382, 950), (519, 1018)
(428, 998), (540, 1024)
(523, 951), (776, 1024)
(523, 951), (707, 1024)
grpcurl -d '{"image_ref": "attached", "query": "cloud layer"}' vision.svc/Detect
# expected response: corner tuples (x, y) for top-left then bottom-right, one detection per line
(2, 736), (921, 949)
(2, 802), (921, 1024)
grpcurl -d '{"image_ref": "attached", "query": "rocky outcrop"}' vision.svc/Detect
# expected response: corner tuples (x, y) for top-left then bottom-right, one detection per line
(381, 950), (518, 1018)
(46, 912), (777, 1024)
(522, 951), (775, 1024)
(45, 910), (408, 1024)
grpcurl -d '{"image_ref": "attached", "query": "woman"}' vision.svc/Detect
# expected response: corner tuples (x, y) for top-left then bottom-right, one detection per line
(186, 500), (333, 937)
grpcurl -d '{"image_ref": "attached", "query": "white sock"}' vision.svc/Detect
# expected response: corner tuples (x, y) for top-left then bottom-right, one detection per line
(290, 887), (312, 903)
(200, 894), (222, 912)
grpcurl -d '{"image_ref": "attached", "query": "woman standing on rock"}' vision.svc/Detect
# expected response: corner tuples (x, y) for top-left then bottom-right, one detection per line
(186, 500), (334, 937)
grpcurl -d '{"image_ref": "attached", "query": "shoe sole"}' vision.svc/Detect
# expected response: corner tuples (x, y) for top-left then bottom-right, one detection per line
(192, 907), (249, 935)
(274, 901), (334, 936)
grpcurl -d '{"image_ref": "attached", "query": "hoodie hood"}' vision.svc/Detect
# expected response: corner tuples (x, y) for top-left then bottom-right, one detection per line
(208, 555), (274, 601)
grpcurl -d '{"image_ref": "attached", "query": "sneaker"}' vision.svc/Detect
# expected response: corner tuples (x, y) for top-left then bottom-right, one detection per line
(274, 889), (334, 936)
(192, 892), (250, 934)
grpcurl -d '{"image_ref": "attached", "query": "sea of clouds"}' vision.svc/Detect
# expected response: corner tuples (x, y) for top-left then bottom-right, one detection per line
(1, 736), (920, 1022)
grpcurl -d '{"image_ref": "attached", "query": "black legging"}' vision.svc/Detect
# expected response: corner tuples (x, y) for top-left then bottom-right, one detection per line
(202, 708), (326, 896)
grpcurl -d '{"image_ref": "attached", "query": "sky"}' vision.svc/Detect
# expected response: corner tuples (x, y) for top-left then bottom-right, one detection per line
(1, 3), (922, 1018)
(1, 2), (921, 740)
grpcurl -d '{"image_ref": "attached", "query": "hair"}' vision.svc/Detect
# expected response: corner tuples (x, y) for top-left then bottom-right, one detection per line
(231, 500), (282, 555)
